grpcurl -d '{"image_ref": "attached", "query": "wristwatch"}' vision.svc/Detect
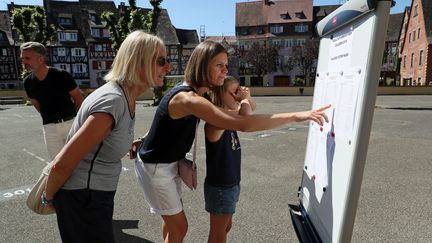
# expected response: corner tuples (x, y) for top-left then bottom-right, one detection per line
(41, 191), (54, 207)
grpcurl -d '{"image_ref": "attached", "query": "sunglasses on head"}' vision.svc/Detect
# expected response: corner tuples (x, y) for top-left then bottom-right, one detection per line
(156, 57), (170, 66)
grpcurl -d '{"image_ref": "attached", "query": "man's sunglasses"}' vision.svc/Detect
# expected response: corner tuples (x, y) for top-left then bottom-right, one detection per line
(157, 57), (170, 66)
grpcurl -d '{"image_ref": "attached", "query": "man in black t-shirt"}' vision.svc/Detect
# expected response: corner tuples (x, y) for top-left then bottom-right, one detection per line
(21, 42), (84, 159)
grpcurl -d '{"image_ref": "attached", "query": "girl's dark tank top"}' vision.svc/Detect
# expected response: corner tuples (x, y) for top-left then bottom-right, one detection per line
(205, 130), (241, 187)
(138, 85), (199, 163)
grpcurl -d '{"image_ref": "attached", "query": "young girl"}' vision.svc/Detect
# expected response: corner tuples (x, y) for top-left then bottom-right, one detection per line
(204, 76), (256, 243)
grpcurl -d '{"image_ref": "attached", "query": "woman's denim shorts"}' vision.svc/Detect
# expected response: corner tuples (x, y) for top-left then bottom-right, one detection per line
(204, 183), (240, 215)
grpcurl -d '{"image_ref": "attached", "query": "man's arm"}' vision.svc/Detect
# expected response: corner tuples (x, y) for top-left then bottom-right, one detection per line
(30, 98), (41, 113)
(69, 87), (84, 111)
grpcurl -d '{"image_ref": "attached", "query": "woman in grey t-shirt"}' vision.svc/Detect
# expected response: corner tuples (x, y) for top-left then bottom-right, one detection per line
(43, 30), (171, 243)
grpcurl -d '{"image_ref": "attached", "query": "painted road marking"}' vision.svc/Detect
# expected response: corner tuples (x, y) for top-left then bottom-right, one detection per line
(1, 167), (131, 203)
(0, 185), (32, 203)
(13, 114), (23, 118)
(23, 148), (46, 162)
(257, 133), (272, 138)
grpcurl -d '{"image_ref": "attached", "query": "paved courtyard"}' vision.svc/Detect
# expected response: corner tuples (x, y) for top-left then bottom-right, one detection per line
(0, 95), (431, 242)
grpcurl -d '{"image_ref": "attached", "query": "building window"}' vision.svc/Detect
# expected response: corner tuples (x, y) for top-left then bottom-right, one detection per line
(413, 30), (416, 41)
(419, 50), (423, 65)
(71, 48), (85, 57)
(295, 24), (308, 33)
(418, 28), (420, 39)
(239, 27), (248, 36)
(411, 53), (414, 67)
(285, 39), (293, 48)
(97, 61), (106, 70)
(391, 42), (397, 55)
(72, 63), (86, 73)
(94, 44), (103, 52)
(403, 55), (406, 68)
(0, 65), (9, 73)
(414, 5), (418, 17)
(295, 11), (306, 19)
(58, 31), (78, 41)
(90, 14), (96, 22)
(54, 63), (70, 72)
(1, 48), (7, 56)
(256, 27), (264, 34)
(91, 28), (100, 38)
(102, 29), (110, 38)
(58, 17), (72, 25)
(270, 25), (283, 34)
(280, 12), (291, 20)
(57, 47), (66, 56)
(272, 40), (281, 47)
(0, 33), (5, 41)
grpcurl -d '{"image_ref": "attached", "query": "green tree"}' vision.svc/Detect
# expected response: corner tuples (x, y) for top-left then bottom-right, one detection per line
(101, 0), (164, 105)
(287, 39), (319, 86)
(242, 43), (279, 81)
(10, 6), (56, 78)
(11, 6), (55, 44)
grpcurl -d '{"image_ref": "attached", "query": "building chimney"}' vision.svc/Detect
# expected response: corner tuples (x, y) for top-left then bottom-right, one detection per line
(264, 0), (275, 6)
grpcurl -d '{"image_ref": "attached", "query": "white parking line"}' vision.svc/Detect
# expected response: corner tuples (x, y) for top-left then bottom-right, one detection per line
(13, 114), (23, 118)
(23, 148), (46, 162)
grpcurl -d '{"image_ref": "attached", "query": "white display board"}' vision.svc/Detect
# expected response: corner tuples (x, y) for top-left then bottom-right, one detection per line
(290, 1), (391, 243)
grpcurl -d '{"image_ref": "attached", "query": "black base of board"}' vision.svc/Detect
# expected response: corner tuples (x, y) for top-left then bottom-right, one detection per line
(289, 204), (323, 243)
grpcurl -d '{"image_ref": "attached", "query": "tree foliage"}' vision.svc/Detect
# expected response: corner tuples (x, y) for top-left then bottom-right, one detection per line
(101, 0), (164, 105)
(286, 39), (319, 84)
(10, 6), (56, 78)
(242, 43), (279, 77)
(10, 6), (56, 45)
(101, 0), (163, 53)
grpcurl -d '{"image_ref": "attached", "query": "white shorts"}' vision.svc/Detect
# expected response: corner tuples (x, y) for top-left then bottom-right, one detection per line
(134, 155), (183, 216)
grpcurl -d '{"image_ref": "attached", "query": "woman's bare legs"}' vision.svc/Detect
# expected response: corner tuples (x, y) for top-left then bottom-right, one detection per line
(161, 210), (188, 243)
(208, 214), (233, 243)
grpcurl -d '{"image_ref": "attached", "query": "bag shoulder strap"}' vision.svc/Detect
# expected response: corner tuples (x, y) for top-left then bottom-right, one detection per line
(192, 120), (199, 168)
(87, 142), (103, 189)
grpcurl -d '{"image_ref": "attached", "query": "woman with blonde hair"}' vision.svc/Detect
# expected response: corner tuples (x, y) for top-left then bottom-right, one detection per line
(133, 40), (330, 243)
(42, 30), (171, 243)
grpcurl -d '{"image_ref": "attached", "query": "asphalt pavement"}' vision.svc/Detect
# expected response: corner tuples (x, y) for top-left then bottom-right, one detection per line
(0, 95), (431, 243)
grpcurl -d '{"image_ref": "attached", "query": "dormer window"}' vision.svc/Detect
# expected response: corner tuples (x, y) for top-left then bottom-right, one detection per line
(256, 27), (264, 34)
(280, 11), (291, 20)
(239, 27), (249, 36)
(295, 11), (306, 19)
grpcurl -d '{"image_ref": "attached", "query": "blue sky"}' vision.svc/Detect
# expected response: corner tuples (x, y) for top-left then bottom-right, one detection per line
(1, 0), (412, 36)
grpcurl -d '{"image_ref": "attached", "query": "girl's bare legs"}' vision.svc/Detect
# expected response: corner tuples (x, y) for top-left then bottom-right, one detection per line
(161, 210), (188, 243)
(208, 214), (233, 243)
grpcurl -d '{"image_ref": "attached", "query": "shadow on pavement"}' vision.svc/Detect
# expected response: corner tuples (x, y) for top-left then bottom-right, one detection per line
(113, 219), (154, 243)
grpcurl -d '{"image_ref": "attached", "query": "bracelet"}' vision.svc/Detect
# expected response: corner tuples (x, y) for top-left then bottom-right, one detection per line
(41, 191), (54, 207)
